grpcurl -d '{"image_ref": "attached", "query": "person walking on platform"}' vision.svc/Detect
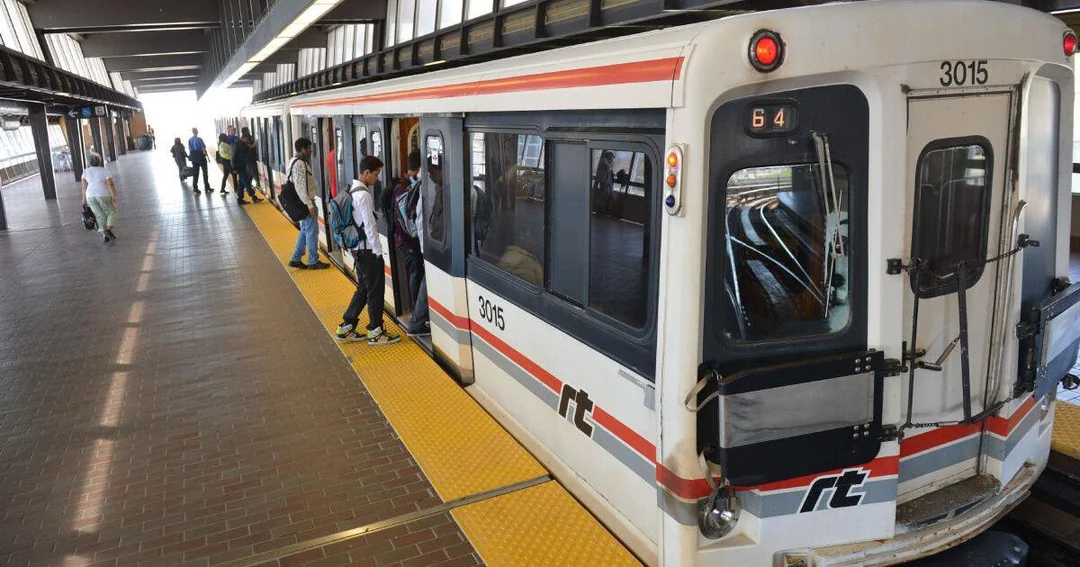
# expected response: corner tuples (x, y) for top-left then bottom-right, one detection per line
(287, 138), (329, 270)
(232, 133), (263, 205)
(217, 133), (235, 196)
(393, 150), (429, 337)
(187, 128), (210, 194)
(81, 153), (119, 243)
(170, 138), (187, 182)
(336, 156), (400, 346)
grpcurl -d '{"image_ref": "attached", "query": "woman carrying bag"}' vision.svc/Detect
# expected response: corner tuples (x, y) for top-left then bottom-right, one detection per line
(81, 153), (119, 243)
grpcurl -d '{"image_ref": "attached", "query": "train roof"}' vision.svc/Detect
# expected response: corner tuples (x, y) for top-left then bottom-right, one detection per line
(243, 0), (1069, 118)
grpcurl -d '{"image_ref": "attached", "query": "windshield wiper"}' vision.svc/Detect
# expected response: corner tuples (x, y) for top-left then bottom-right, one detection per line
(811, 131), (845, 319)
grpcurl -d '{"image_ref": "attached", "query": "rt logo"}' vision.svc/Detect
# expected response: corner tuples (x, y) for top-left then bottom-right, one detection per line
(798, 468), (869, 513)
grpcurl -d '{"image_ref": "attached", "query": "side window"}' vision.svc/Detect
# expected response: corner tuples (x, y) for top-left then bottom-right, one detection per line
(911, 141), (991, 296)
(425, 133), (447, 249)
(469, 132), (545, 286)
(723, 164), (851, 342)
(589, 148), (653, 328)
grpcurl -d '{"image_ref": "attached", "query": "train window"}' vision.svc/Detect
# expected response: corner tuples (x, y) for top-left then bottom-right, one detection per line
(470, 132), (546, 287)
(723, 164), (851, 342)
(425, 133), (447, 249)
(590, 148), (652, 328)
(911, 141), (991, 296)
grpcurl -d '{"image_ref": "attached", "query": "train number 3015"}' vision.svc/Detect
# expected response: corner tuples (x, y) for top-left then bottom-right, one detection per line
(939, 60), (988, 87)
(477, 295), (506, 330)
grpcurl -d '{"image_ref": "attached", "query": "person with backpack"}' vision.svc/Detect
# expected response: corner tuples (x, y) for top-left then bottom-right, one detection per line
(187, 128), (210, 194)
(334, 156), (400, 346)
(231, 133), (262, 205)
(287, 137), (329, 270)
(170, 138), (187, 183)
(392, 150), (424, 316)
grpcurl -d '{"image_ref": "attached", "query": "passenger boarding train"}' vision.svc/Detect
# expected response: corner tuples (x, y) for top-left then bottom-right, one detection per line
(238, 1), (1080, 564)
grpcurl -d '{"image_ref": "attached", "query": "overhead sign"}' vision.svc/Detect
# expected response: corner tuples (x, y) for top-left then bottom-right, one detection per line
(79, 107), (93, 119)
(94, 106), (106, 117)
(66, 109), (77, 119)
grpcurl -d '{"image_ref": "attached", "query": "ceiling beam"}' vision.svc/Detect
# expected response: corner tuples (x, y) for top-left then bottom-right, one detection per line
(129, 75), (201, 84)
(80, 30), (210, 58)
(104, 54), (205, 72)
(321, 0), (387, 23)
(26, 0), (220, 33)
(117, 68), (206, 80)
(281, 27), (328, 50)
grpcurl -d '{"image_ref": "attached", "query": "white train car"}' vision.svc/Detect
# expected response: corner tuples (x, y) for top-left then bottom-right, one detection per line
(242, 1), (1080, 564)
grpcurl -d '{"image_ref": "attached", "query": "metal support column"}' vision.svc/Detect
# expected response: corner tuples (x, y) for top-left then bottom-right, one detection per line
(103, 111), (117, 162)
(65, 116), (84, 182)
(28, 104), (57, 200)
(89, 117), (104, 161)
(112, 113), (126, 156)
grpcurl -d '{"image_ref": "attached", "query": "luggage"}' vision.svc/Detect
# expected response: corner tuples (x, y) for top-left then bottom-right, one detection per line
(278, 159), (310, 222)
(81, 204), (97, 230)
(180, 166), (195, 179)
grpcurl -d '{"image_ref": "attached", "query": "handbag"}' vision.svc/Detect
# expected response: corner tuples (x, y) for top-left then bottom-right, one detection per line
(81, 204), (97, 230)
(278, 159), (310, 223)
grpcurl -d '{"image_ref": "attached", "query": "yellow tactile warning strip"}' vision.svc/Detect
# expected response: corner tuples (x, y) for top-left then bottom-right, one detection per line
(1052, 399), (1080, 460)
(452, 481), (640, 566)
(241, 200), (639, 566)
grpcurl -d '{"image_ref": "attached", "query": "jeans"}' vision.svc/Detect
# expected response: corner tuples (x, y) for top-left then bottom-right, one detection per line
(86, 196), (116, 231)
(408, 278), (429, 332)
(191, 160), (209, 190)
(290, 214), (319, 265)
(342, 250), (386, 331)
(237, 168), (257, 200)
(220, 162), (238, 193)
(400, 248), (425, 303)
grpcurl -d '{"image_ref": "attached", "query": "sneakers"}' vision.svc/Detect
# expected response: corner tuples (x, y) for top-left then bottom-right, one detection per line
(251, 196), (264, 203)
(334, 324), (401, 346)
(406, 322), (430, 337)
(102, 233), (111, 243)
(308, 261), (331, 270)
(335, 324), (366, 342)
(193, 188), (202, 194)
(105, 229), (116, 241)
(367, 327), (401, 346)
(220, 189), (229, 195)
(288, 259), (306, 269)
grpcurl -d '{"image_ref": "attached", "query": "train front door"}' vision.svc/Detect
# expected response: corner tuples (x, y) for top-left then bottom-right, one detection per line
(899, 91), (1014, 499)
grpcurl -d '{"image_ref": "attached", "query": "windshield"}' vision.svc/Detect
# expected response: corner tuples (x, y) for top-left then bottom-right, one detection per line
(722, 163), (851, 342)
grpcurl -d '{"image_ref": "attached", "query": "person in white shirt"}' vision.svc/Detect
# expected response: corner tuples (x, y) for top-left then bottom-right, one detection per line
(81, 153), (119, 243)
(335, 156), (400, 346)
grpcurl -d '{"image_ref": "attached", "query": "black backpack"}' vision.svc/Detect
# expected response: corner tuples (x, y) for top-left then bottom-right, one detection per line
(278, 158), (311, 223)
(81, 204), (97, 230)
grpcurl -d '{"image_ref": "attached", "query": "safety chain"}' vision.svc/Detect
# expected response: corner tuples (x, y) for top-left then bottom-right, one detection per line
(887, 234), (1038, 279)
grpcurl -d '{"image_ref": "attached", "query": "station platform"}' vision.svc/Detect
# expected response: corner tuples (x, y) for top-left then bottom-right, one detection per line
(0, 151), (638, 567)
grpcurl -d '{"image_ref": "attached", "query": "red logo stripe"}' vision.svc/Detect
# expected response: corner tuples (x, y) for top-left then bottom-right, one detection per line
(293, 57), (685, 109)
(592, 407), (656, 463)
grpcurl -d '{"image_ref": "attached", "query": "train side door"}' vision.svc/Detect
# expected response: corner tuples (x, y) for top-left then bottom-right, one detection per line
(899, 92), (1013, 497)
(420, 116), (474, 382)
(325, 116), (350, 265)
(365, 118), (397, 313)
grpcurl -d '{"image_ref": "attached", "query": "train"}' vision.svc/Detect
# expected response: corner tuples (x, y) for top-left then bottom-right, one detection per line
(235, 1), (1080, 564)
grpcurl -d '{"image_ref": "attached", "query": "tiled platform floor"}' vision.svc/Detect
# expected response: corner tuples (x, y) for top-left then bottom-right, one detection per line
(0, 152), (481, 566)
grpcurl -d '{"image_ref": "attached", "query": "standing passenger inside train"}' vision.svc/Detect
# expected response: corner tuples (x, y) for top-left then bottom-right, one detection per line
(393, 150), (426, 334)
(335, 156), (401, 346)
(287, 137), (330, 271)
(241, 127), (262, 194)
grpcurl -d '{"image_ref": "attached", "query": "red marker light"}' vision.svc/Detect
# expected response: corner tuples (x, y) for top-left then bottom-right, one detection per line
(755, 37), (778, 66)
(1065, 31), (1078, 56)
(666, 174), (677, 188)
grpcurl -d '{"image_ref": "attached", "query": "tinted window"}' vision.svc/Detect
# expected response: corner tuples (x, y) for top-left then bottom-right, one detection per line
(723, 164), (851, 342)
(912, 142), (991, 296)
(590, 148), (652, 328)
(470, 132), (545, 286)
(425, 133), (447, 248)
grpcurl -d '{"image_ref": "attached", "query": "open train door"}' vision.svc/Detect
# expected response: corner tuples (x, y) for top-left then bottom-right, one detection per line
(420, 116), (474, 383)
(898, 90), (1014, 500)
